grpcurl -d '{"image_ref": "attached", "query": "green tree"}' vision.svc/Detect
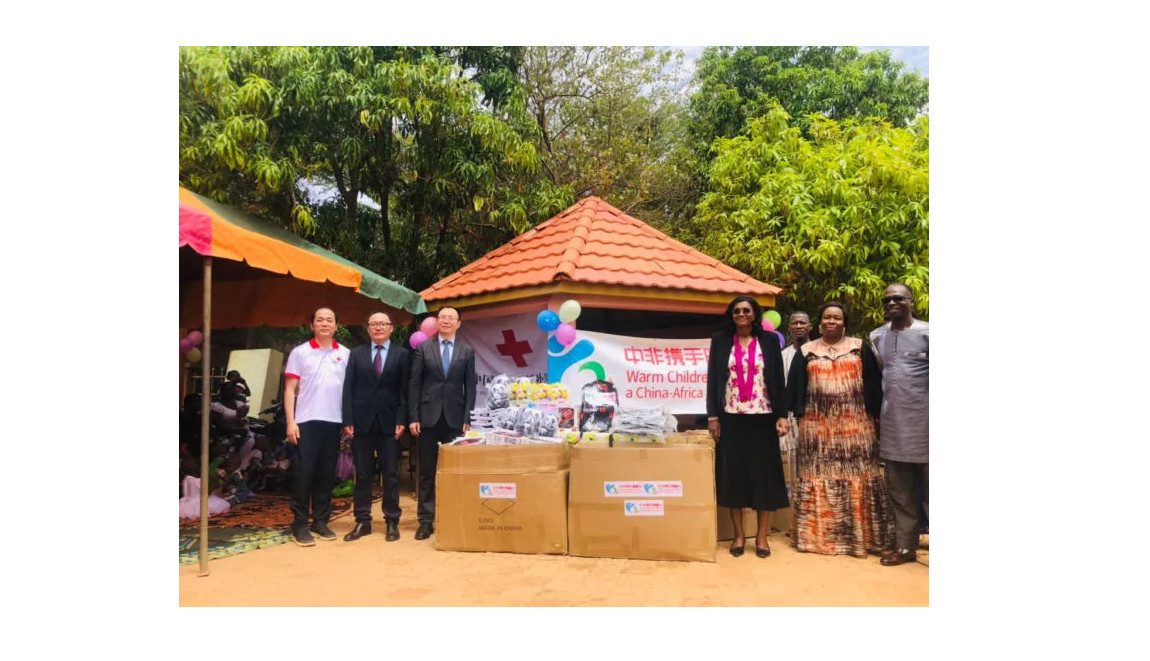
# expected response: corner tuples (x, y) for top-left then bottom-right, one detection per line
(521, 46), (693, 225)
(694, 104), (929, 331)
(179, 46), (571, 291)
(689, 46), (929, 144)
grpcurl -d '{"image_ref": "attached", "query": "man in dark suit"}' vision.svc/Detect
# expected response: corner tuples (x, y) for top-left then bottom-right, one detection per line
(341, 312), (409, 542)
(408, 306), (477, 540)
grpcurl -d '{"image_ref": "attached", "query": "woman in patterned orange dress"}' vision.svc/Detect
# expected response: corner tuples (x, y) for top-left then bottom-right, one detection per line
(788, 302), (894, 557)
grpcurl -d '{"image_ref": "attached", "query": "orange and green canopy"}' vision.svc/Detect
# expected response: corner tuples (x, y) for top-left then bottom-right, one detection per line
(179, 187), (425, 328)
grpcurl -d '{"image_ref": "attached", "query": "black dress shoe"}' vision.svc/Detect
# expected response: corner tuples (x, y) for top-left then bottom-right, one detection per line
(729, 539), (745, 557)
(881, 549), (918, 566)
(755, 543), (771, 558)
(414, 522), (433, 540)
(343, 522), (371, 541)
(385, 522), (400, 542)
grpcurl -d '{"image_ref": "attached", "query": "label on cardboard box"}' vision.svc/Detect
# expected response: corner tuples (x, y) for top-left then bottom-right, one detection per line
(604, 481), (683, 497)
(623, 500), (665, 516)
(478, 482), (517, 499)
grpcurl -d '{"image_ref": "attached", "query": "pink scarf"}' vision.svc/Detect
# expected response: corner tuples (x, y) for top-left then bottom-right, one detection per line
(732, 334), (757, 402)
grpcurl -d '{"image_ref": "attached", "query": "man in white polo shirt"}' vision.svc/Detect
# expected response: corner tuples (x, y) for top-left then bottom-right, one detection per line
(283, 307), (350, 547)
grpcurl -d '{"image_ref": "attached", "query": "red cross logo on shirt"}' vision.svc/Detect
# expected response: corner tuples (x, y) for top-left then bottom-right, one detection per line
(496, 329), (533, 368)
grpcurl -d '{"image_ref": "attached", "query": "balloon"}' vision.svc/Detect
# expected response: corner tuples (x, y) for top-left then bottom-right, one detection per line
(187, 330), (204, 347)
(555, 323), (577, 346)
(775, 330), (786, 348)
(409, 331), (428, 349)
(558, 299), (582, 323)
(764, 310), (782, 328)
(761, 318), (775, 333)
(185, 347), (202, 363)
(179, 337), (193, 353)
(419, 316), (438, 337)
(537, 309), (561, 332)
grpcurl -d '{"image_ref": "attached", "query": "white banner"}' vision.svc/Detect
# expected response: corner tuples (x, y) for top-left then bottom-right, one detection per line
(548, 330), (710, 414)
(456, 313), (549, 406)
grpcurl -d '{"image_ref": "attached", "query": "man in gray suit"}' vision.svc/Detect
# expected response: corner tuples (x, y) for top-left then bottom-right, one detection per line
(408, 306), (477, 540)
(870, 283), (929, 567)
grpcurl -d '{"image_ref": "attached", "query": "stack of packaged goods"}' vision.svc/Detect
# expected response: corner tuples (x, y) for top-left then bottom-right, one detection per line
(455, 374), (572, 446)
(608, 406), (678, 445)
(576, 379), (619, 444)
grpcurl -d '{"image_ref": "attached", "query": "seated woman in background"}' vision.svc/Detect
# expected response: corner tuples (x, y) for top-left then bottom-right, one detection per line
(788, 301), (893, 557)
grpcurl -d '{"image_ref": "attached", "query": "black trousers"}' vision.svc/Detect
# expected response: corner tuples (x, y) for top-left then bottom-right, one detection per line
(884, 459), (929, 551)
(417, 417), (461, 524)
(352, 424), (401, 524)
(289, 420), (341, 530)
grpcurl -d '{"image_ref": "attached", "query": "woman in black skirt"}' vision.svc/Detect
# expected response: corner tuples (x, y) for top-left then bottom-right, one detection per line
(706, 295), (791, 558)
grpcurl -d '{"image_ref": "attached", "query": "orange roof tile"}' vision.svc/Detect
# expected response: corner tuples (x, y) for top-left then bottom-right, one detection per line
(421, 196), (781, 303)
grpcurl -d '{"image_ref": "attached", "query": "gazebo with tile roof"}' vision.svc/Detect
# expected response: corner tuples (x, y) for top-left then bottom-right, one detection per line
(422, 197), (782, 333)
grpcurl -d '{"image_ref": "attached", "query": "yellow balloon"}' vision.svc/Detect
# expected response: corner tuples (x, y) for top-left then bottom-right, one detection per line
(186, 347), (203, 363)
(558, 299), (582, 323)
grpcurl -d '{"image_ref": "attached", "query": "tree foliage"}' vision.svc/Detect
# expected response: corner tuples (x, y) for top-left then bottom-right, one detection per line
(179, 46), (571, 291)
(521, 47), (694, 225)
(179, 45), (929, 315)
(694, 104), (929, 331)
(689, 46), (929, 144)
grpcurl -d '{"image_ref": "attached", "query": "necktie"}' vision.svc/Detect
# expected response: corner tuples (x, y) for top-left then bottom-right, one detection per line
(441, 341), (452, 375)
(373, 345), (383, 376)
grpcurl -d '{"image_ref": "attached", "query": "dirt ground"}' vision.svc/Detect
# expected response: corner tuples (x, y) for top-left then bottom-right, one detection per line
(179, 490), (927, 607)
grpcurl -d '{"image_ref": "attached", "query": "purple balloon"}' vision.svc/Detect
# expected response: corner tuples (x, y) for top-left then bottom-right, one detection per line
(419, 316), (438, 337)
(409, 331), (428, 349)
(775, 330), (786, 348)
(179, 337), (194, 353)
(555, 322), (577, 346)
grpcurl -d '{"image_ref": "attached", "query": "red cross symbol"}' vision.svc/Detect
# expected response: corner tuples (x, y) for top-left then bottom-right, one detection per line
(496, 329), (533, 367)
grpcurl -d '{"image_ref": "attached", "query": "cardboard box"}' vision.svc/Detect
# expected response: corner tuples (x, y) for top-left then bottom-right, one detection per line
(435, 443), (569, 555)
(666, 431), (715, 449)
(568, 444), (717, 562)
(717, 506), (759, 541)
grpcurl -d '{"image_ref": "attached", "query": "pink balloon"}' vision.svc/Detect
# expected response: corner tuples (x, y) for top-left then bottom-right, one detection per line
(419, 316), (438, 337)
(555, 323), (577, 346)
(186, 331), (204, 347)
(179, 337), (194, 353)
(761, 318), (775, 332)
(409, 331), (428, 349)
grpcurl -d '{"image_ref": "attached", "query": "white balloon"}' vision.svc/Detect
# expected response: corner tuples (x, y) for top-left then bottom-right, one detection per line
(558, 299), (581, 323)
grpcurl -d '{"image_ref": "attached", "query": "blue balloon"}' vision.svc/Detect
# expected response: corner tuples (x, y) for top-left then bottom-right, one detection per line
(537, 309), (561, 332)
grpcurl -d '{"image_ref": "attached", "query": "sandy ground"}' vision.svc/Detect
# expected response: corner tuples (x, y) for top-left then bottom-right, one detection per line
(180, 490), (927, 607)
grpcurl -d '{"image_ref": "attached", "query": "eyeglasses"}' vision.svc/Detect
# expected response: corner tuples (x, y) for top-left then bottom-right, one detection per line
(732, 308), (754, 316)
(368, 322), (393, 328)
(882, 295), (909, 305)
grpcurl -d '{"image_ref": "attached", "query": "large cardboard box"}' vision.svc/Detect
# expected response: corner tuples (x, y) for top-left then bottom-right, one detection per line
(435, 443), (569, 555)
(717, 506), (759, 541)
(568, 444), (717, 562)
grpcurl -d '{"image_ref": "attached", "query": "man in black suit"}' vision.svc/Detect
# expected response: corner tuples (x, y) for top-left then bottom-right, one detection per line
(408, 306), (477, 540)
(341, 312), (409, 542)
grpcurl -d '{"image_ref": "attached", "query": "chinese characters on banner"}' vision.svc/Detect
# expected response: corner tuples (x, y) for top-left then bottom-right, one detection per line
(549, 330), (709, 414)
